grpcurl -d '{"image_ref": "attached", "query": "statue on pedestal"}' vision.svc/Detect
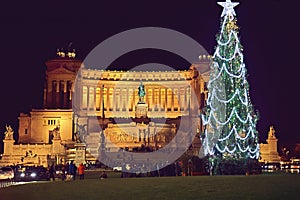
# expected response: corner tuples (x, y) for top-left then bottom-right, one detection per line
(268, 125), (276, 138)
(138, 81), (146, 103)
(4, 124), (14, 140)
(135, 81), (148, 118)
(53, 126), (61, 139)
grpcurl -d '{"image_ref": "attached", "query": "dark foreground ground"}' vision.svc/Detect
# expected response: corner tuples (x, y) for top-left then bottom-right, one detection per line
(1, 171), (300, 200)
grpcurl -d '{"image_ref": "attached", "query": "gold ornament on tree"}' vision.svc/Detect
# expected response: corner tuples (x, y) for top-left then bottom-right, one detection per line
(226, 20), (238, 31)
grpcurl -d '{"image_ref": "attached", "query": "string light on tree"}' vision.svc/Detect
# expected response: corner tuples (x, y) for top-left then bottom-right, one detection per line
(201, 0), (259, 174)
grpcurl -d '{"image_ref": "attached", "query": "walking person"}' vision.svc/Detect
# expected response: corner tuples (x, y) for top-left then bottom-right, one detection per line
(77, 163), (85, 180)
(68, 161), (77, 180)
(61, 163), (66, 181)
(49, 163), (56, 181)
(99, 171), (108, 179)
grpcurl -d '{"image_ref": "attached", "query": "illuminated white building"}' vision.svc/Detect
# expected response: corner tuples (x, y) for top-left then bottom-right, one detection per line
(0, 50), (211, 167)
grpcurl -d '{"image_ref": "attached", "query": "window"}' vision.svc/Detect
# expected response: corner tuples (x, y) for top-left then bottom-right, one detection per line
(47, 119), (56, 125)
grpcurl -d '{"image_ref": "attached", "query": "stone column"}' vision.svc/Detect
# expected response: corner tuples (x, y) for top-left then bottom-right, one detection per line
(89, 86), (94, 111)
(184, 87), (187, 111)
(187, 86), (191, 113)
(63, 80), (68, 108)
(113, 88), (116, 112)
(178, 87), (182, 111)
(93, 86), (97, 111)
(46, 80), (53, 108)
(107, 87), (110, 111)
(56, 80), (60, 92)
(89, 86), (95, 111)
(66, 81), (71, 108)
(152, 88), (154, 110)
(126, 88), (129, 112)
(121, 88), (124, 111)
(55, 80), (60, 107)
(133, 88), (136, 111)
(145, 88), (149, 106)
(158, 88), (162, 111)
(100, 86), (103, 114)
(171, 88), (174, 112)
(165, 88), (168, 111)
(87, 86), (90, 110)
(177, 87), (180, 112)
(69, 81), (73, 101)
(80, 86), (85, 110)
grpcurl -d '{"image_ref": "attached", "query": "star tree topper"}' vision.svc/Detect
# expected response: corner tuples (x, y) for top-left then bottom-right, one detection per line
(218, 0), (239, 17)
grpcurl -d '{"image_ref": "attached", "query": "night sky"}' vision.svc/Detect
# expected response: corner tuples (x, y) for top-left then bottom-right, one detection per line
(0, 0), (299, 153)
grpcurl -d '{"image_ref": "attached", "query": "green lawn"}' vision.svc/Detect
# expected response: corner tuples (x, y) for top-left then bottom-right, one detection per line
(1, 171), (300, 200)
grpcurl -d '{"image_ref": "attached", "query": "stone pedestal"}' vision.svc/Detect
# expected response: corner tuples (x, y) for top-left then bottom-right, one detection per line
(259, 126), (281, 163)
(3, 139), (15, 155)
(75, 143), (86, 165)
(52, 139), (62, 154)
(266, 137), (280, 161)
(135, 103), (148, 118)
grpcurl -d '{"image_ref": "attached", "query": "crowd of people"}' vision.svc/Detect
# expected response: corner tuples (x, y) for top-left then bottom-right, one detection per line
(47, 161), (109, 181)
(47, 161), (86, 181)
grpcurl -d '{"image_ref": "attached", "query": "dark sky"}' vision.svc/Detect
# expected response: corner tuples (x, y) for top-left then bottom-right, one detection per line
(0, 0), (299, 152)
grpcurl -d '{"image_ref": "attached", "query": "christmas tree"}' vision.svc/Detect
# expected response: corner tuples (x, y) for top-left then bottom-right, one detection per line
(201, 0), (260, 174)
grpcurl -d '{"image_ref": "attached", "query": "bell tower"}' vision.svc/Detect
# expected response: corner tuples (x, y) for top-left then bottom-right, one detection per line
(43, 48), (82, 109)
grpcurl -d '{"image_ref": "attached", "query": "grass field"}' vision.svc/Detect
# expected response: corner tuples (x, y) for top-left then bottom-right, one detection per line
(1, 171), (300, 200)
